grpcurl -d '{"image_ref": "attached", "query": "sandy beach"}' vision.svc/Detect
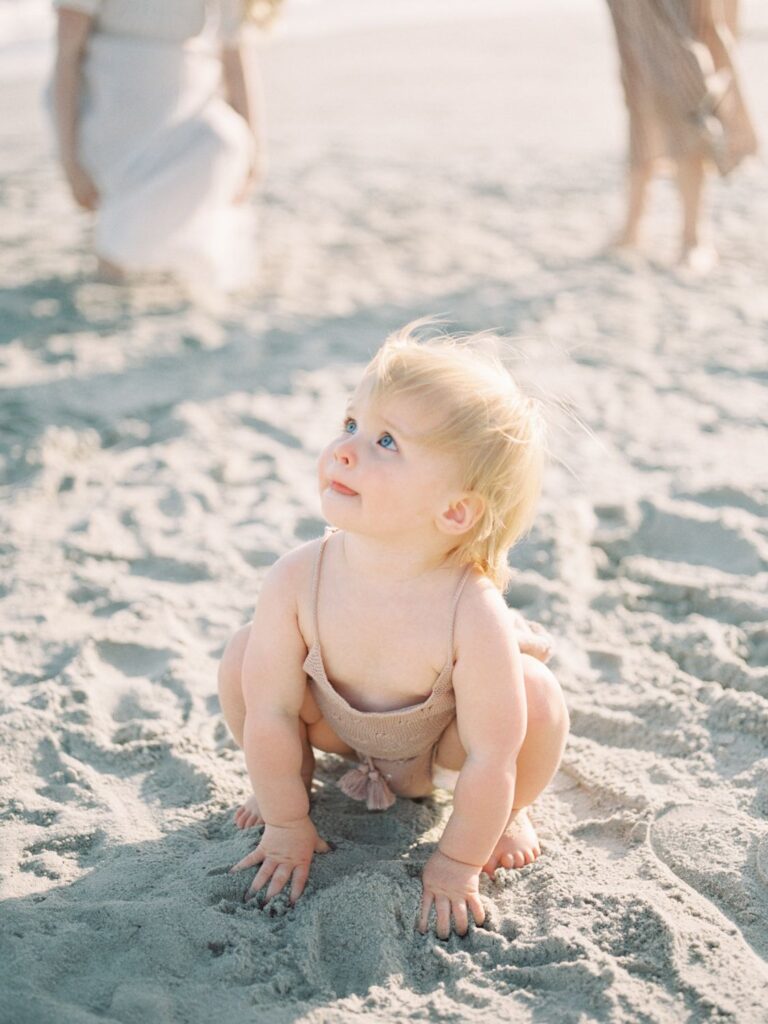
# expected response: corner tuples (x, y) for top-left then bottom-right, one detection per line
(2, 3), (768, 1021)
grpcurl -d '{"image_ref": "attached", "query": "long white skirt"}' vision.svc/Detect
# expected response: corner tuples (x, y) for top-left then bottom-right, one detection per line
(76, 33), (256, 290)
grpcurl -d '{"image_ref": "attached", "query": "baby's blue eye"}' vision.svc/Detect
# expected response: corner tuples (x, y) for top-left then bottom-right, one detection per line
(343, 418), (357, 434)
(378, 432), (398, 451)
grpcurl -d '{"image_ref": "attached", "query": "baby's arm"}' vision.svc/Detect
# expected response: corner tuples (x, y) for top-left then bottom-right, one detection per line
(419, 587), (526, 937)
(230, 551), (328, 903)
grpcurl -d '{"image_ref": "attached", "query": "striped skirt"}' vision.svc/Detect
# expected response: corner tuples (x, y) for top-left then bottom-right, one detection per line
(605, 0), (758, 174)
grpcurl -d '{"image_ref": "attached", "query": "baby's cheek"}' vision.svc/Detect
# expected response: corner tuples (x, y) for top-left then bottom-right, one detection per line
(316, 450), (330, 490)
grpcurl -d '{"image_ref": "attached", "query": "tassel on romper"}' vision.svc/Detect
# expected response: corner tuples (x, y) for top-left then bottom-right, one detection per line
(302, 530), (470, 811)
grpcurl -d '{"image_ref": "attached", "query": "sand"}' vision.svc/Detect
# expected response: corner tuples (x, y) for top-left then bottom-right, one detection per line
(2, 4), (768, 1022)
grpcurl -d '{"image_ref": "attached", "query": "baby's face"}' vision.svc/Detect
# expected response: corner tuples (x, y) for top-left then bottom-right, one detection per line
(318, 387), (465, 541)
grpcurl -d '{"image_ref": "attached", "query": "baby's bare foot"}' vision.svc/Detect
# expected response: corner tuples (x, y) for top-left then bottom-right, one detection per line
(233, 795), (264, 830)
(484, 808), (541, 874)
(233, 776), (314, 829)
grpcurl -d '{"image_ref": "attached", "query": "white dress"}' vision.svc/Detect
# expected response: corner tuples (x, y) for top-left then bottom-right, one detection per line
(53, 0), (257, 290)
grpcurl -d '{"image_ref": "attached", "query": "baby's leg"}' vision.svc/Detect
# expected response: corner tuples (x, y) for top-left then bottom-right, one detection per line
(217, 624), (354, 828)
(217, 625), (252, 749)
(435, 654), (569, 870)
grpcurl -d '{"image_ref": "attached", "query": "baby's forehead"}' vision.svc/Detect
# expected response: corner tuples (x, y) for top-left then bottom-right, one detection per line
(349, 384), (444, 435)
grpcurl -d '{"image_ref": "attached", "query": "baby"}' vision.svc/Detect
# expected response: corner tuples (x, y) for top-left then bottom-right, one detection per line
(218, 325), (569, 939)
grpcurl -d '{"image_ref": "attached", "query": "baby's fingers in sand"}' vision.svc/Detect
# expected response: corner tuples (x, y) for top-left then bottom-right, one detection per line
(247, 858), (277, 898)
(417, 892), (434, 934)
(452, 900), (469, 936)
(265, 863), (293, 901)
(231, 846), (266, 873)
(468, 895), (485, 928)
(289, 864), (310, 904)
(435, 895), (452, 940)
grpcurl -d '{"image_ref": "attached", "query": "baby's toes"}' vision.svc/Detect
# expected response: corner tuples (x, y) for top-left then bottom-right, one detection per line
(234, 807), (260, 829)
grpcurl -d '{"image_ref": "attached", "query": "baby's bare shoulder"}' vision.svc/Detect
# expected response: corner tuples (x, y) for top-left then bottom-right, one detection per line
(454, 571), (510, 637)
(258, 538), (322, 603)
(458, 570), (508, 615)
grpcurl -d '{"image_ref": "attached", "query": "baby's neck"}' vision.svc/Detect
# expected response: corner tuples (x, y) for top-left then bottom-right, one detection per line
(338, 531), (456, 584)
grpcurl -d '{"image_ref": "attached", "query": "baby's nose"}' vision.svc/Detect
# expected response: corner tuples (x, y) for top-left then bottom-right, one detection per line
(334, 439), (355, 464)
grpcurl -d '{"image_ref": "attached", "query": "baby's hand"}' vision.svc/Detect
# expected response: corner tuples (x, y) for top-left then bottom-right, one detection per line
(418, 850), (485, 939)
(509, 609), (554, 663)
(230, 817), (329, 904)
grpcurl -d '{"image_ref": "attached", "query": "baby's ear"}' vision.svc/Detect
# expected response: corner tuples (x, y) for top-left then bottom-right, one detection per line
(437, 493), (485, 536)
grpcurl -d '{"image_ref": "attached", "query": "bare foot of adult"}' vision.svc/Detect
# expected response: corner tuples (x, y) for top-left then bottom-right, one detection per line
(483, 808), (541, 875)
(234, 795), (264, 830)
(610, 227), (641, 250)
(602, 233), (647, 264)
(678, 243), (718, 277)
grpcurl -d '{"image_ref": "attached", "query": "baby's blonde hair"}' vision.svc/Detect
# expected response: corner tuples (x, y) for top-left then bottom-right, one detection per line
(361, 324), (546, 591)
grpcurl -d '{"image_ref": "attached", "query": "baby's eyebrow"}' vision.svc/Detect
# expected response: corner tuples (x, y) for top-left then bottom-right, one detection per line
(380, 416), (411, 438)
(344, 405), (414, 440)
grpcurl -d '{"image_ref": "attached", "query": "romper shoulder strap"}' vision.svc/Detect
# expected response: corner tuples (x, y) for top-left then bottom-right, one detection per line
(446, 564), (473, 665)
(310, 527), (335, 645)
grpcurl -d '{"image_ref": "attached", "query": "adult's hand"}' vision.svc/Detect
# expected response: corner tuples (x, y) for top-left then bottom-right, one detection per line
(65, 162), (99, 211)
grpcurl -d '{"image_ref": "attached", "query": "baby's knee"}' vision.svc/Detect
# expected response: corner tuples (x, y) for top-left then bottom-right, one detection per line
(521, 655), (569, 732)
(217, 623), (251, 696)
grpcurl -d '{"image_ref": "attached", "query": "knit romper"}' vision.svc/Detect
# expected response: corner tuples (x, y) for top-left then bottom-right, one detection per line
(302, 530), (470, 810)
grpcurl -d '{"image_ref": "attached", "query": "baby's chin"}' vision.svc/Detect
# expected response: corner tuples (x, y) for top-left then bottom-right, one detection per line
(319, 486), (358, 529)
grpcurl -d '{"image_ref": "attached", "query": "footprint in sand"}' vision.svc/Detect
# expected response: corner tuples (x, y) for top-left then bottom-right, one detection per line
(586, 647), (624, 684)
(633, 500), (767, 576)
(674, 485), (768, 518)
(593, 498), (768, 579)
(95, 641), (174, 679)
(648, 805), (768, 961)
(240, 548), (278, 569)
(129, 556), (211, 583)
(3, 639), (79, 687)
(756, 835), (768, 887)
